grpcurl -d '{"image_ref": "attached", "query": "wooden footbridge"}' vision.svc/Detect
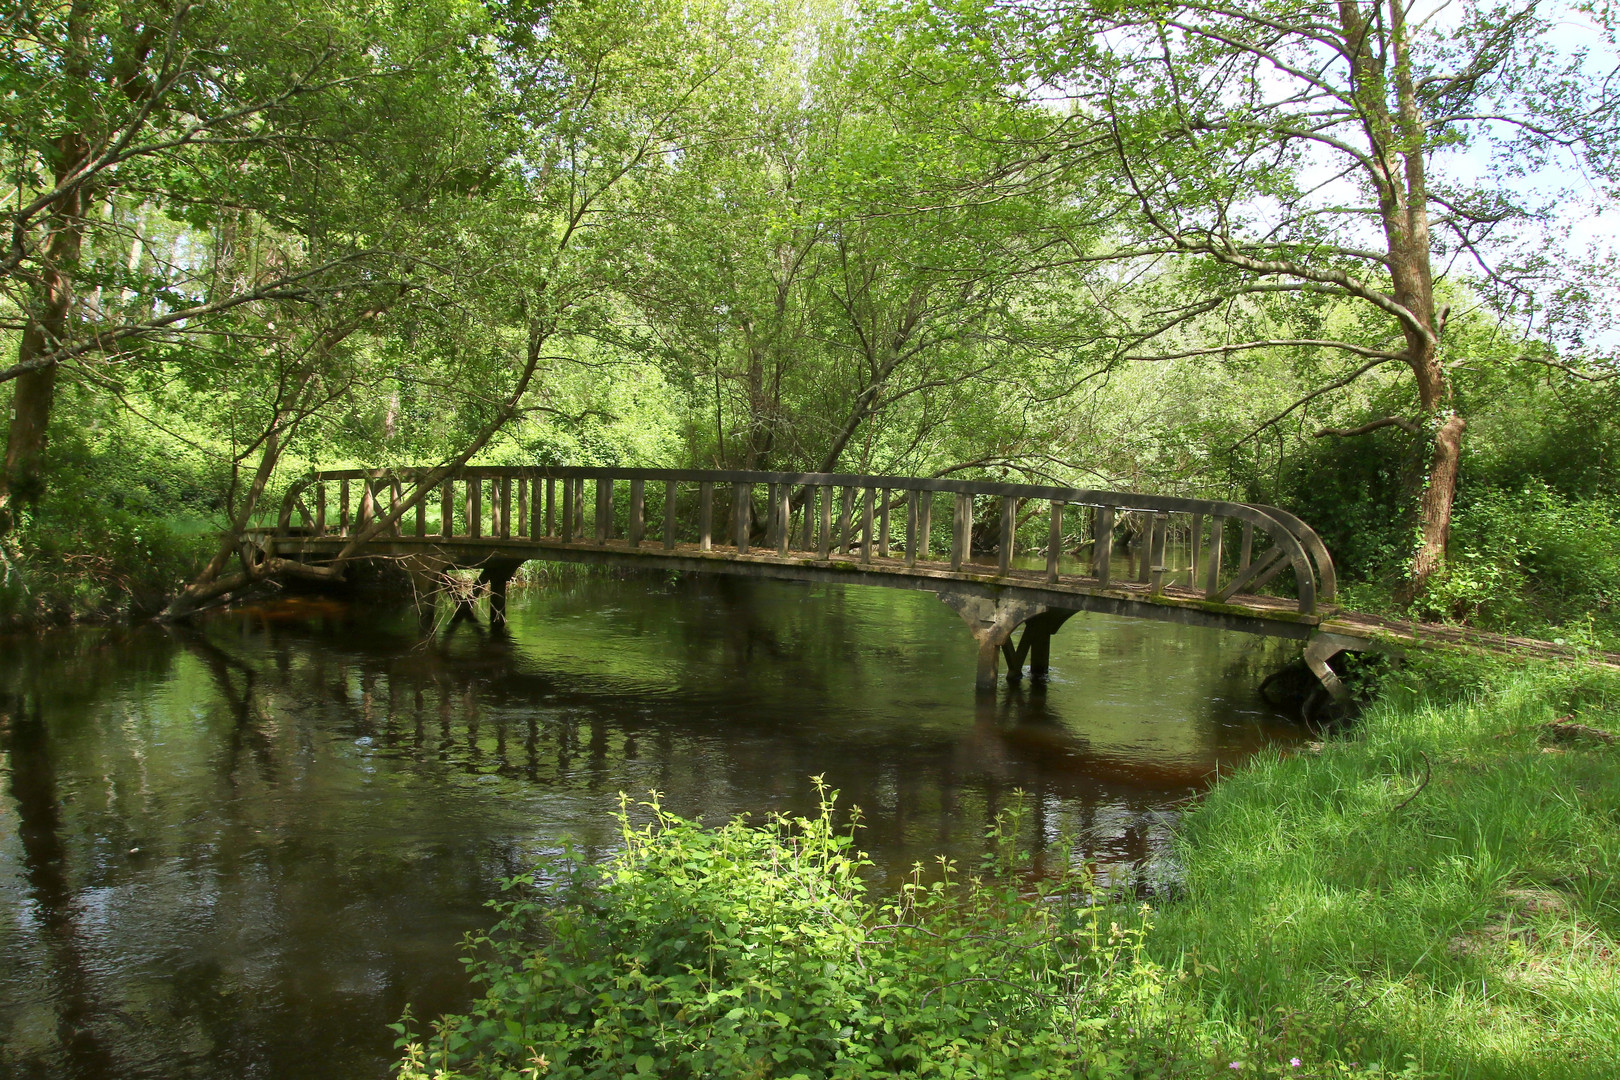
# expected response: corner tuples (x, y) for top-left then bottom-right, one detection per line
(251, 466), (1385, 700)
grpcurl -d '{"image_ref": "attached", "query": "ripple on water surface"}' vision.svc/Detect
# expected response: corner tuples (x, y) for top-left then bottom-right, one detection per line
(0, 574), (1305, 1080)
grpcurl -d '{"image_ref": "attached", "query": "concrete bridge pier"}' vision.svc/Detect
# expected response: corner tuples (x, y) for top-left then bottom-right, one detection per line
(937, 591), (1073, 691)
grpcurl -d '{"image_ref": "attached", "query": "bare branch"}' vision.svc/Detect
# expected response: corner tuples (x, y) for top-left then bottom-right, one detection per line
(1229, 354), (1400, 448)
(1125, 338), (1405, 363)
(1315, 416), (1422, 437)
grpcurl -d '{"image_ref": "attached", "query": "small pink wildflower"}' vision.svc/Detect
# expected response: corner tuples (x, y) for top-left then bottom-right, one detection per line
(1290, 1060), (1302, 1069)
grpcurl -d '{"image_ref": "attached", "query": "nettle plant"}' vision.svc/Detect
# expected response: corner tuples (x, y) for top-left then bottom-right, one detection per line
(391, 781), (1203, 1080)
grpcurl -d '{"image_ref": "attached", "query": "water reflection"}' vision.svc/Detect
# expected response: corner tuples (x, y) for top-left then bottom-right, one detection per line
(1, 574), (1304, 1080)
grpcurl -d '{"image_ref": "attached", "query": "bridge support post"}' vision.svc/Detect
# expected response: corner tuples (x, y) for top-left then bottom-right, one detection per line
(480, 558), (526, 628)
(1000, 609), (1077, 684)
(1301, 630), (1384, 704)
(937, 590), (1057, 692)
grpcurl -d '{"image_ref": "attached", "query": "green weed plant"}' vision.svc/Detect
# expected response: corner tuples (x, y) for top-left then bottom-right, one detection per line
(393, 781), (1212, 1080)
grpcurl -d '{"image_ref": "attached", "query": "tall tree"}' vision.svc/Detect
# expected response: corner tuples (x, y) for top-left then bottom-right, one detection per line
(0, 0), (483, 533)
(978, 0), (1620, 593)
(606, 0), (1121, 483)
(160, 0), (777, 615)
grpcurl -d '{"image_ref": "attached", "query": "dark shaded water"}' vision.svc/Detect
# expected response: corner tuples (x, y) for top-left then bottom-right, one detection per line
(0, 574), (1304, 1080)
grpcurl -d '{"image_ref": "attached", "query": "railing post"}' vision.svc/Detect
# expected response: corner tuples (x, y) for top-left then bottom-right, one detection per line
(414, 474), (426, 537)
(498, 476), (512, 539)
(1190, 512), (1204, 588)
(1240, 520), (1254, 572)
(734, 482), (750, 552)
(1137, 514), (1154, 584)
(441, 478), (454, 538)
(468, 475), (482, 538)
(1046, 501), (1063, 584)
(1095, 505), (1114, 586)
(818, 485), (832, 559)
(340, 478), (351, 532)
(629, 479), (645, 547)
(594, 478), (611, 545)
(838, 487), (854, 555)
(561, 477), (576, 543)
(918, 492), (933, 561)
(359, 477), (376, 529)
(663, 481), (678, 549)
(997, 495), (1015, 575)
(951, 493), (971, 572)
(861, 487), (875, 565)
(764, 482), (777, 550)
(699, 482), (713, 551)
(905, 491), (919, 566)
(878, 488), (891, 558)
(777, 484), (791, 557)
(544, 478), (555, 538)
(799, 486), (815, 550)
(314, 481), (327, 536)
(1204, 516), (1226, 598)
(529, 477), (541, 541)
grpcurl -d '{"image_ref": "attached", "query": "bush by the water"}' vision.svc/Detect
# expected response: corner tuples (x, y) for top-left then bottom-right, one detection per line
(0, 401), (220, 626)
(393, 783), (1212, 1080)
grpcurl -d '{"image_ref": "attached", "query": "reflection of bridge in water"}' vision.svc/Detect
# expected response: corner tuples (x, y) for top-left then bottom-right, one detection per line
(171, 594), (1274, 889)
(252, 466), (1387, 701)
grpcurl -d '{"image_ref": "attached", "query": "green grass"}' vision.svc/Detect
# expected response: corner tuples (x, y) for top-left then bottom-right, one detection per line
(1158, 655), (1620, 1079)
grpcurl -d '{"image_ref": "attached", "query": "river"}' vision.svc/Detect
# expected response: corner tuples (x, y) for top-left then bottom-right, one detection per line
(0, 572), (1305, 1079)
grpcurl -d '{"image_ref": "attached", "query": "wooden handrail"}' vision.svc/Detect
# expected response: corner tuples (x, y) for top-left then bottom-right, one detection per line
(274, 466), (1333, 614)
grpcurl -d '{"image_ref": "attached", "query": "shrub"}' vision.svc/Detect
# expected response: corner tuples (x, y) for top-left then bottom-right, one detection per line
(1415, 484), (1620, 644)
(392, 783), (1207, 1080)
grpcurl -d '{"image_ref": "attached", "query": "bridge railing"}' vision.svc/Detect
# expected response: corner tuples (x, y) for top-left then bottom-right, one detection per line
(273, 467), (1335, 615)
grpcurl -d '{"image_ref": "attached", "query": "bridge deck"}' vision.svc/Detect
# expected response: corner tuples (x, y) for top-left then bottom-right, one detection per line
(257, 530), (1325, 639)
(254, 465), (1616, 697)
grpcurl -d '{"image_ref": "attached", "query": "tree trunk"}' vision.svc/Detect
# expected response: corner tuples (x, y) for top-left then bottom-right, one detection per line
(1, 360), (60, 528)
(1410, 410), (1464, 590)
(0, 133), (88, 536)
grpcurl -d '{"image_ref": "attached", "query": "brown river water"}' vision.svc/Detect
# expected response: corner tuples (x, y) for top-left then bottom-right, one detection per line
(0, 572), (1306, 1079)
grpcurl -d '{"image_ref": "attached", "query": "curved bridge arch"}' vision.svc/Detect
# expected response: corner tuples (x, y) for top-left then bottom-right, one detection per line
(254, 466), (1341, 690)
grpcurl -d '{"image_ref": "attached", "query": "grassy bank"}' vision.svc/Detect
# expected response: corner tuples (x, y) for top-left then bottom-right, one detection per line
(1162, 655), (1620, 1079)
(394, 657), (1619, 1079)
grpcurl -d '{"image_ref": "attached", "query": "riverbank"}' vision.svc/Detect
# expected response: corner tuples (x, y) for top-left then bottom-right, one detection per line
(1162, 653), (1620, 1078)
(396, 654), (1619, 1079)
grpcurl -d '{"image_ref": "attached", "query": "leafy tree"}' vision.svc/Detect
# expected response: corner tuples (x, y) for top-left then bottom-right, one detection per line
(604, 0), (1123, 487)
(161, 0), (788, 614)
(978, 0), (1620, 594)
(0, 0), (489, 533)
